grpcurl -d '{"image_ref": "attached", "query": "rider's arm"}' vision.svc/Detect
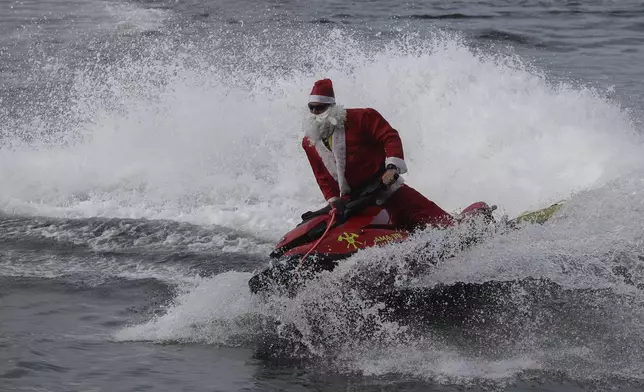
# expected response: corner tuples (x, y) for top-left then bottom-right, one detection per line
(364, 108), (408, 174)
(302, 137), (341, 202)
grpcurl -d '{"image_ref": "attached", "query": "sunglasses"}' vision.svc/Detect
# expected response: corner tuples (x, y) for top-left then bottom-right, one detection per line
(308, 103), (330, 112)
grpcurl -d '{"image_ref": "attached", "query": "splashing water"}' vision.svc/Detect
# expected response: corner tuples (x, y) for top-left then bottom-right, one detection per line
(2, 29), (641, 233)
(3, 27), (644, 386)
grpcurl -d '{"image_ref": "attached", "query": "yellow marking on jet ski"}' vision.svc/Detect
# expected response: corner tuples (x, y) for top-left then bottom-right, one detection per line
(373, 233), (404, 246)
(338, 232), (363, 249)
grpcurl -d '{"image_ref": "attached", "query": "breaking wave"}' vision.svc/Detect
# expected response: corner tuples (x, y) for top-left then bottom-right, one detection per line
(2, 24), (644, 387)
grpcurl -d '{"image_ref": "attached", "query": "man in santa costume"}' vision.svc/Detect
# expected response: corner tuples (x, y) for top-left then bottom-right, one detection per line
(303, 78), (454, 230)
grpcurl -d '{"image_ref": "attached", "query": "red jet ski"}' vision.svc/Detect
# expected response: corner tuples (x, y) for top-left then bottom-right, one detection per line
(248, 179), (496, 296)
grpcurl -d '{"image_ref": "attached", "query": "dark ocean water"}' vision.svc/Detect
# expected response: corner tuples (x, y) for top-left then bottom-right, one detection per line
(2, 1), (644, 391)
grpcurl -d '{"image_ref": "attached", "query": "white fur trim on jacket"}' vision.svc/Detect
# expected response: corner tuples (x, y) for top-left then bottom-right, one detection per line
(314, 141), (338, 182)
(385, 156), (407, 174)
(309, 95), (336, 104)
(332, 124), (351, 195)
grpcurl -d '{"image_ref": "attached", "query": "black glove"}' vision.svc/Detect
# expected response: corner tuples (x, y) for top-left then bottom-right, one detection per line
(300, 204), (332, 221)
(329, 197), (349, 216)
(382, 164), (400, 188)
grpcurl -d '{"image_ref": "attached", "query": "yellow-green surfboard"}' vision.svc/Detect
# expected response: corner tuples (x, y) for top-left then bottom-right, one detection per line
(514, 202), (564, 225)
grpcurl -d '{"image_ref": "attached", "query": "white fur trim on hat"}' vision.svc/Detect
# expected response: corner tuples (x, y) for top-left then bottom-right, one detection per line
(309, 95), (336, 104)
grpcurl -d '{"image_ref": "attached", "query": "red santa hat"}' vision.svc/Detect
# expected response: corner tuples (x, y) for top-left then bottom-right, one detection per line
(309, 79), (336, 104)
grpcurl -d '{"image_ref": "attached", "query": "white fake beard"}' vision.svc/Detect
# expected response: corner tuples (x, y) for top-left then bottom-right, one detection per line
(304, 105), (346, 144)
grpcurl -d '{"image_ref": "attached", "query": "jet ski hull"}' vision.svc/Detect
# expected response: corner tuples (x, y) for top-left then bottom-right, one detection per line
(248, 225), (409, 296)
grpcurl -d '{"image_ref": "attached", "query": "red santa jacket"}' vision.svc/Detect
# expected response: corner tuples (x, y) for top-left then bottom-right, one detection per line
(302, 108), (407, 202)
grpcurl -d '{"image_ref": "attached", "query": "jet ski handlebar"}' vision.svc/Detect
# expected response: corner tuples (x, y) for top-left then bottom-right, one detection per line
(300, 173), (398, 222)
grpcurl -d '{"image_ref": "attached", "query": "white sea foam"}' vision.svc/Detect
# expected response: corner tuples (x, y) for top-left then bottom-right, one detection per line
(0, 250), (198, 286)
(2, 27), (644, 385)
(114, 272), (258, 344)
(2, 30), (641, 239)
